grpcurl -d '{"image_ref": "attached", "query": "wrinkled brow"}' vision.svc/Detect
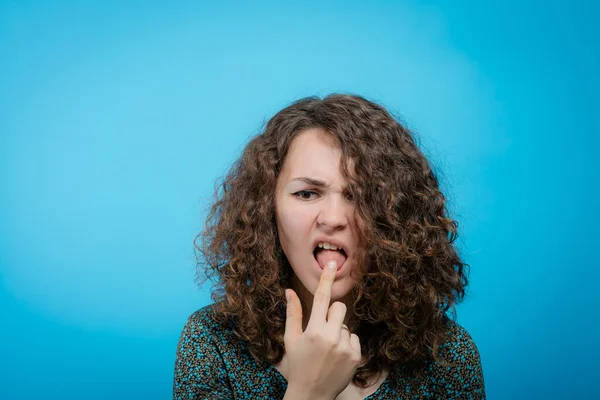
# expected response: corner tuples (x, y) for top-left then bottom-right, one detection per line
(290, 177), (353, 196)
(290, 177), (329, 187)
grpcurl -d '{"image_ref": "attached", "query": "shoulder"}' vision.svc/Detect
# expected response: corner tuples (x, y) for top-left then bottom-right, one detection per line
(175, 304), (287, 398)
(174, 303), (244, 378)
(174, 304), (241, 398)
(183, 303), (221, 331)
(179, 302), (238, 345)
(438, 317), (482, 365)
(423, 317), (486, 397)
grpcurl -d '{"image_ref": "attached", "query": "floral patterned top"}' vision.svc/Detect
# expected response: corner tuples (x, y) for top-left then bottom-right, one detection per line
(173, 303), (486, 399)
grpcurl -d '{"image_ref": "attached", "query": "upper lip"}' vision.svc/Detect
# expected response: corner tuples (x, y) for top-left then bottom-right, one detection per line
(311, 236), (349, 256)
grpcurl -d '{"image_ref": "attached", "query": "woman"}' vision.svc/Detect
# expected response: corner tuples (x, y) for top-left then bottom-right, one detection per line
(173, 94), (486, 399)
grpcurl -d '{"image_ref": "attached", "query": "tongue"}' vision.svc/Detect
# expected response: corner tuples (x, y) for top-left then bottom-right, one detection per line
(315, 249), (347, 270)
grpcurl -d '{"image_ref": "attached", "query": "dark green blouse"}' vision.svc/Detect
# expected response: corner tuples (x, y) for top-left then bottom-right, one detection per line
(173, 304), (486, 399)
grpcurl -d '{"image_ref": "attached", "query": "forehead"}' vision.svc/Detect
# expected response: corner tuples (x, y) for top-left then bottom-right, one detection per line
(281, 128), (342, 178)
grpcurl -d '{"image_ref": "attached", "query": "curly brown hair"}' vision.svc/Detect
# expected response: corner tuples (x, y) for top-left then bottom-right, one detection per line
(194, 93), (469, 388)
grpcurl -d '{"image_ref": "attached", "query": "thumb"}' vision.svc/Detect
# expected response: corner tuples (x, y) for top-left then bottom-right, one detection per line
(284, 289), (303, 346)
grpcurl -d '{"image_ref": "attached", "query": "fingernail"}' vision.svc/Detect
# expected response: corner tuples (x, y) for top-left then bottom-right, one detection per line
(327, 260), (337, 271)
(285, 289), (290, 303)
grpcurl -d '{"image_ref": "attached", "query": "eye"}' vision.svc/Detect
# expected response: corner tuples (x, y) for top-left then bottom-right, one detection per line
(344, 191), (355, 202)
(293, 190), (319, 200)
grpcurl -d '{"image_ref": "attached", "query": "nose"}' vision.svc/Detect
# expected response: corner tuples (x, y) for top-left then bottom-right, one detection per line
(316, 194), (349, 231)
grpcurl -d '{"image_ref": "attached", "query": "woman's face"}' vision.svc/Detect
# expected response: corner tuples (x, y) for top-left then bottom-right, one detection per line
(275, 128), (364, 303)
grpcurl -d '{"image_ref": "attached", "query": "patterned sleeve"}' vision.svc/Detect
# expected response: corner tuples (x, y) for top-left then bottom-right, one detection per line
(173, 311), (234, 400)
(432, 322), (486, 399)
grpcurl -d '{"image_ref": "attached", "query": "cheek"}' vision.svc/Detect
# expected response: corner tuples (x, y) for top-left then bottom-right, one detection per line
(351, 209), (364, 230)
(278, 204), (314, 235)
(276, 205), (314, 263)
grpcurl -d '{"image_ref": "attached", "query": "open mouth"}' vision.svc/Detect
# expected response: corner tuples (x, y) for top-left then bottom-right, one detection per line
(313, 245), (348, 270)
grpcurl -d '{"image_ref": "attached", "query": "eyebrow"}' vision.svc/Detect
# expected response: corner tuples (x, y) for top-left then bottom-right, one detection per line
(290, 177), (329, 187)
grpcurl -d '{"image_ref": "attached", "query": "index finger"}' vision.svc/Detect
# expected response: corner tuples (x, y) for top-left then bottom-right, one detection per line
(306, 260), (337, 328)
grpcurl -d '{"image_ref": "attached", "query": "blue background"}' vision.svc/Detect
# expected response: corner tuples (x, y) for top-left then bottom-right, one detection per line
(0, 1), (597, 398)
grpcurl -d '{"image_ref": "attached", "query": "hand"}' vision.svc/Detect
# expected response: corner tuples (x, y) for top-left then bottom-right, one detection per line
(284, 260), (362, 399)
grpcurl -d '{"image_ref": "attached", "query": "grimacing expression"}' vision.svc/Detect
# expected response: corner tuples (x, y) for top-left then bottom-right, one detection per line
(274, 128), (365, 302)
